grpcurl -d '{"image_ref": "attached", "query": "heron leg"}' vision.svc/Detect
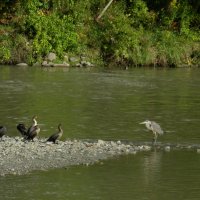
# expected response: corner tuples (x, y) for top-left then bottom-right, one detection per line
(153, 132), (157, 145)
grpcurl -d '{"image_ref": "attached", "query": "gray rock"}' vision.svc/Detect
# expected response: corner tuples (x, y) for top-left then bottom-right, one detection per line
(42, 61), (48, 66)
(47, 52), (56, 61)
(86, 61), (92, 67)
(80, 61), (94, 67)
(16, 63), (28, 66)
(53, 62), (70, 67)
(111, 141), (117, 147)
(42, 61), (54, 67)
(69, 57), (79, 62)
(80, 60), (87, 66)
(76, 63), (82, 67)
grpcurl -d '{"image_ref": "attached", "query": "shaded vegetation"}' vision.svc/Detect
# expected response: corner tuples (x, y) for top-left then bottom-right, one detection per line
(0, 0), (199, 67)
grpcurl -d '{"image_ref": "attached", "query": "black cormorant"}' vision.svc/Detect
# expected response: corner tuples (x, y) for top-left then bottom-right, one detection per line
(0, 126), (7, 137)
(17, 123), (27, 137)
(47, 124), (63, 144)
(26, 116), (40, 141)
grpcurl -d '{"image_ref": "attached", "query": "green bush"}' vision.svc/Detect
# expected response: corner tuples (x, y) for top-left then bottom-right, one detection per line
(0, 0), (199, 67)
(25, 12), (78, 58)
(0, 46), (11, 63)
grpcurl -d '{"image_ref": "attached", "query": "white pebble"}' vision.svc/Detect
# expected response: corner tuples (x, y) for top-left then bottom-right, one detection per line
(164, 146), (171, 152)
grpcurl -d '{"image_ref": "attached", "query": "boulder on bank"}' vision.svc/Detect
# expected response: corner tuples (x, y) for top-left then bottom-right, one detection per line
(16, 63), (28, 67)
(47, 52), (56, 62)
(53, 62), (70, 67)
(42, 61), (53, 67)
(40, 53), (95, 68)
(42, 61), (70, 67)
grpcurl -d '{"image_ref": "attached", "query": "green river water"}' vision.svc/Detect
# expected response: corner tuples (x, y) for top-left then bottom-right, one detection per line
(0, 66), (200, 199)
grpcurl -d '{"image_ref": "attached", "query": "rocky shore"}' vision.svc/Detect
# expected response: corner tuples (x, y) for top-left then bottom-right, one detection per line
(16, 52), (96, 68)
(0, 136), (199, 176)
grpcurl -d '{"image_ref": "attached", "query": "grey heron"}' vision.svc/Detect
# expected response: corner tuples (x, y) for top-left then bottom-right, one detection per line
(47, 124), (63, 144)
(140, 120), (164, 144)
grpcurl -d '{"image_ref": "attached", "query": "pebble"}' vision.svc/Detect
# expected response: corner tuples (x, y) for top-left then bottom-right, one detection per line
(111, 141), (116, 146)
(97, 139), (105, 147)
(164, 146), (171, 152)
(117, 140), (121, 145)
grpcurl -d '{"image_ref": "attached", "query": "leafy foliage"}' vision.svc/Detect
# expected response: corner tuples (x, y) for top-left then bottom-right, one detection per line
(23, 0), (78, 57)
(0, 0), (199, 66)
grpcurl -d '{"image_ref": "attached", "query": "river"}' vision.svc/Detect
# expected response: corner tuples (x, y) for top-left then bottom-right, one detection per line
(0, 65), (200, 199)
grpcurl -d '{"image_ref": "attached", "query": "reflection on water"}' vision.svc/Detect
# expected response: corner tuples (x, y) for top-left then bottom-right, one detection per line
(0, 66), (200, 199)
(142, 150), (162, 186)
(1, 151), (200, 200)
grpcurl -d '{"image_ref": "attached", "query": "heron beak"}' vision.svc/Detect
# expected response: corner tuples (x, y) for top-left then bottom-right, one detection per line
(139, 121), (146, 124)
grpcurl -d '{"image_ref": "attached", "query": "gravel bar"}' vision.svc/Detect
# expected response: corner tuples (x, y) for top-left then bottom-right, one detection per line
(0, 136), (199, 176)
